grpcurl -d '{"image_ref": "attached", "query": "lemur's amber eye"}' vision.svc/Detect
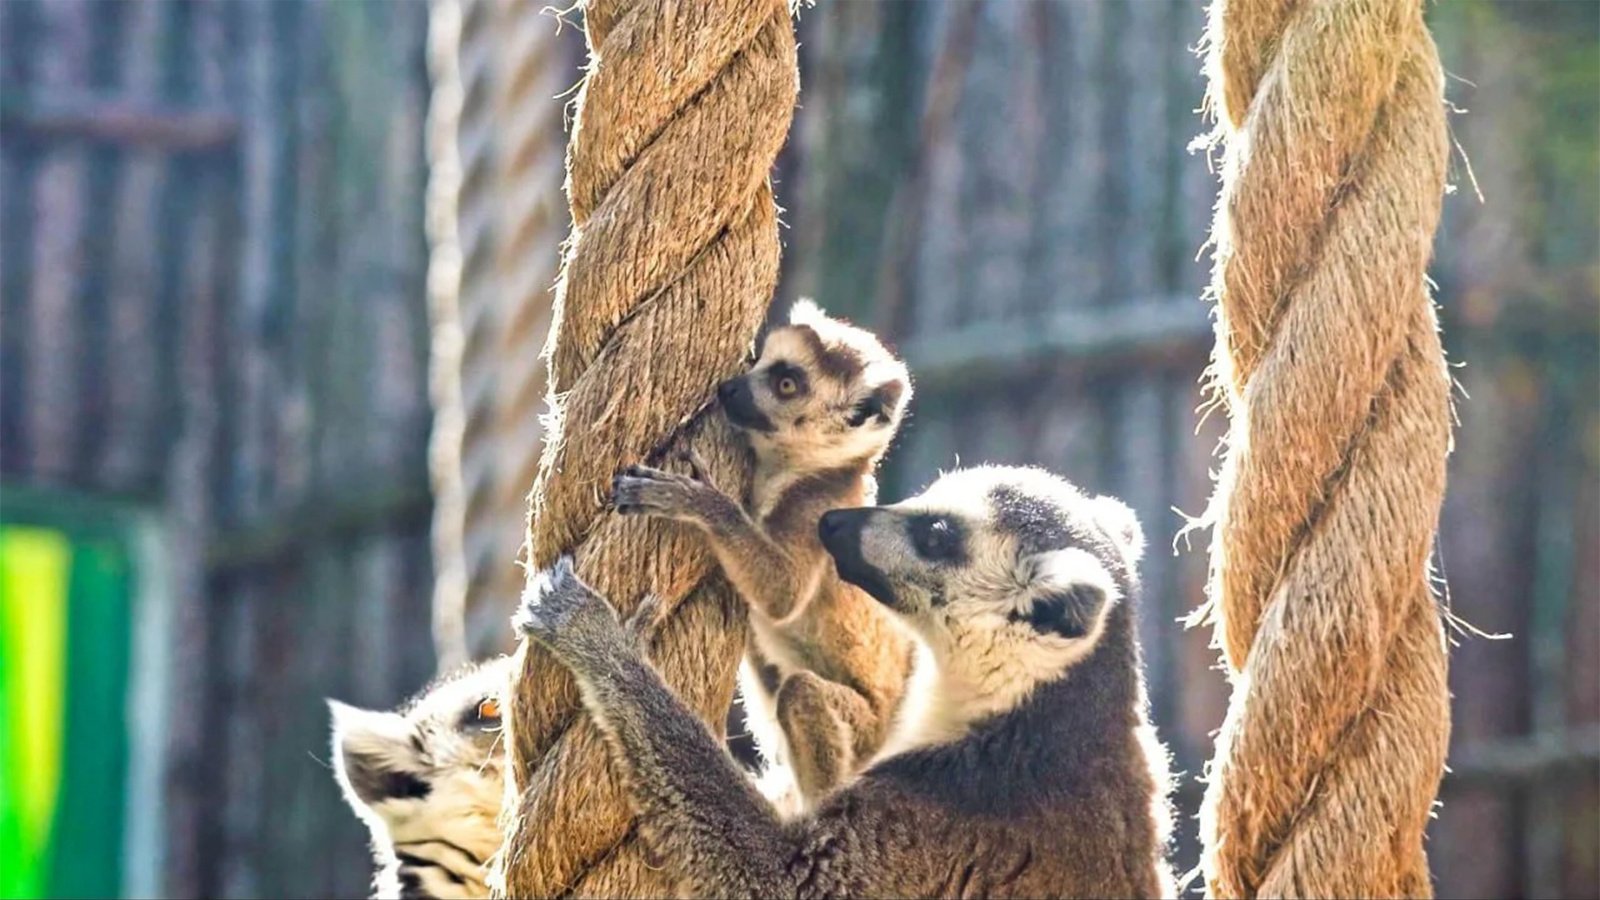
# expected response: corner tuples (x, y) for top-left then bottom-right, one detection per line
(477, 698), (500, 721)
(776, 376), (799, 398)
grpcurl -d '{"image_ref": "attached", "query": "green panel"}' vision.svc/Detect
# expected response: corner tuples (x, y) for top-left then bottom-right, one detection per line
(0, 527), (71, 899)
(47, 539), (131, 899)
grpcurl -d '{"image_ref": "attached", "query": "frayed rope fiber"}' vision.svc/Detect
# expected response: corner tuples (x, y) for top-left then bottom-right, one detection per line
(495, 1), (797, 896)
(1195, 0), (1455, 897)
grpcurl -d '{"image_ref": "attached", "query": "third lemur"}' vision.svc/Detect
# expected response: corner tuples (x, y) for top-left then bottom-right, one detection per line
(525, 465), (1175, 898)
(613, 299), (915, 805)
(330, 658), (510, 898)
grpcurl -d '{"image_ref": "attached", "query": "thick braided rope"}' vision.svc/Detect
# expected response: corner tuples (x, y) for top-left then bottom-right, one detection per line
(497, 1), (797, 896)
(1197, 1), (1453, 897)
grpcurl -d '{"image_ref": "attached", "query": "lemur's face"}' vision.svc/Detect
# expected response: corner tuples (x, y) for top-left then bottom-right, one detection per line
(329, 658), (509, 898)
(718, 300), (909, 470)
(819, 466), (1143, 671)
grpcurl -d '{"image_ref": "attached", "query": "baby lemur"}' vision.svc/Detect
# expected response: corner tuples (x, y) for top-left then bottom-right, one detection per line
(523, 465), (1175, 898)
(613, 300), (915, 804)
(329, 658), (510, 899)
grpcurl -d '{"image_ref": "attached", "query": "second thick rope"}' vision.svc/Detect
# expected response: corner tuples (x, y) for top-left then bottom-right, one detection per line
(1196, 0), (1454, 896)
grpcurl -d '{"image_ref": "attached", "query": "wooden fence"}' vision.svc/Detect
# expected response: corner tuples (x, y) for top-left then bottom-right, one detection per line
(2, 2), (436, 896)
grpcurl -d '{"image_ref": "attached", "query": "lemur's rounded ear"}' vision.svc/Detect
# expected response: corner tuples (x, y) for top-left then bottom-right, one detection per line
(328, 700), (431, 808)
(1009, 546), (1119, 639)
(1090, 494), (1143, 562)
(847, 380), (905, 428)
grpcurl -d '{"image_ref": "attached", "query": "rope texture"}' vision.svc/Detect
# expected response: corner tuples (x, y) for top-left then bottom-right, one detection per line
(1197, 1), (1454, 897)
(497, 1), (797, 895)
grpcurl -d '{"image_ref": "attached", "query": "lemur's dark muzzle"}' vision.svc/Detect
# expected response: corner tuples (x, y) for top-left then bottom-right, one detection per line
(717, 376), (775, 433)
(819, 508), (900, 610)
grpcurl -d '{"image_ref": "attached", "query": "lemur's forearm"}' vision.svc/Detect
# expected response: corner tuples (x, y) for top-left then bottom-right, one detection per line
(693, 501), (820, 622)
(613, 466), (824, 622)
(574, 641), (796, 898)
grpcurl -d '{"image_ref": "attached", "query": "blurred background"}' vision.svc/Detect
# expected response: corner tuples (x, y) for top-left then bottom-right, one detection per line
(0, 1), (1594, 897)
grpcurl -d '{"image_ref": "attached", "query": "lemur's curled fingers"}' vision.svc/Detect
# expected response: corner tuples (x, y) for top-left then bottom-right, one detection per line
(515, 555), (621, 657)
(612, 464), (708, 520)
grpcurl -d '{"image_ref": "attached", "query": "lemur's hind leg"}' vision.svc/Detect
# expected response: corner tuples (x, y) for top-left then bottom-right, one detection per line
(775, 672), (880, 801)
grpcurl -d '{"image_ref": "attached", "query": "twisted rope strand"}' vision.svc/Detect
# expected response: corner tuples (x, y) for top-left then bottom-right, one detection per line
(1197, 1), (1453, 896)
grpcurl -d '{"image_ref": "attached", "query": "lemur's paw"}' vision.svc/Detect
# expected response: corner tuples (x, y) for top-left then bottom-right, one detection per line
(515, 556), (619, 654)
(613, 464), (712, 520)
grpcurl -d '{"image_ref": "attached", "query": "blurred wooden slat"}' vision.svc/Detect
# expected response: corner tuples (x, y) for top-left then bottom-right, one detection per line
(1175, 0), (1214, 298)
(1445, 725), (1600, 786)
(0, 0), (38, 474)
(957, 2), (1036, 324)
(1114, 0), (1167, 299)
(1056, 0), (1108, 305)
(1029, 370), (1106, 492)
(23, 0), (93, 483)
(100, 1), (171, 490)
(0, 94), (238, 152)
(910, 2), (978, 338)
(1110, 379), (1172, 728)
(899, 294), (1209, 394)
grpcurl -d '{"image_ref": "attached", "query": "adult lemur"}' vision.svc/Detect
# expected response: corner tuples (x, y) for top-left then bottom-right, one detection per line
(613, 300), (915, 804)
(329, 658), (508, 899)
(523, 465), (1176, 898)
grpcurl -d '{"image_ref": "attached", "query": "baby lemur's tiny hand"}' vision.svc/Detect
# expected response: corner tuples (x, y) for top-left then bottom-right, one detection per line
(612, 460), (736, 526)
(516, 556), (624, 665)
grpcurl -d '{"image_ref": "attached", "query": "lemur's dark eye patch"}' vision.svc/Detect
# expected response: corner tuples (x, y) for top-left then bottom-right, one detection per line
(767, 362), (808, 399)
(910, 515), (967, 563)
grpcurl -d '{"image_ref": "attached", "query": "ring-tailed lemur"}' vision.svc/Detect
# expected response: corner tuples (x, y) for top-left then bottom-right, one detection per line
(328, 658), (509, 899)
(613, 299), (916, 805)
(521, 465), (1176, 898)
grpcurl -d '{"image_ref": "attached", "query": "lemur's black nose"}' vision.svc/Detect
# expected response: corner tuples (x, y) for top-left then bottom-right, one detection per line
(819, 508), (871, 548)
(717, 379), (742, 403)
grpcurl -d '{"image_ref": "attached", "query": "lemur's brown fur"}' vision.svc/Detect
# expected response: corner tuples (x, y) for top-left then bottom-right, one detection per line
(613, 300), (913, 803)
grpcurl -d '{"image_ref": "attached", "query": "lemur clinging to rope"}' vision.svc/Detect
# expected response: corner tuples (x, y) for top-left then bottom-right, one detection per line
(523, 465), (1176, 898)
(613, 299), (916, 806)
